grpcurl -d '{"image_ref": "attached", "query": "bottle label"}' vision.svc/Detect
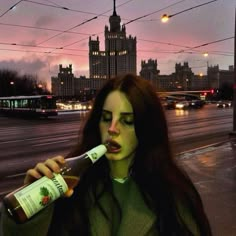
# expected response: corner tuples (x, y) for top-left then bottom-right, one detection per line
(14, 173), (68, 219)
(86, 144), (106, 163)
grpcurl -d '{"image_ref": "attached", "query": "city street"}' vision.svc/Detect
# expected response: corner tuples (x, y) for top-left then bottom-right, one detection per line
(0, 104), (233, 195)
(0, 104), (235, 235)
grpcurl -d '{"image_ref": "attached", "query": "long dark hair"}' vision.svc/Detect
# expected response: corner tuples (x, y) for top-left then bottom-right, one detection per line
(49, 74), (212, 235)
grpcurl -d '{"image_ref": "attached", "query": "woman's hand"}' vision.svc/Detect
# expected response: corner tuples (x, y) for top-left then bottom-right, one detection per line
(24, 156), (74, 197)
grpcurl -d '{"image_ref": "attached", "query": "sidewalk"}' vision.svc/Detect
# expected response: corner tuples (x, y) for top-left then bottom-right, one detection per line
(178, 137), (236, 236)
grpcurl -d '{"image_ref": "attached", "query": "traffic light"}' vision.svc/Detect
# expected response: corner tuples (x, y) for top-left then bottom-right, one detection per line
(210, 89), (214, 94)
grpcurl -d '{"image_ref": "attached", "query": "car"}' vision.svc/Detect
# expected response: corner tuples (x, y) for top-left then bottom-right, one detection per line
(164, 100), (177, 109)
(189, 99), (205, 109)
(216, 101), (232, 108)
(175, 100), (189, 109)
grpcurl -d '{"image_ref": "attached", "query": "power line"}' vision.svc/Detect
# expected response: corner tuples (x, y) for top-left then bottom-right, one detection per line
(167, 0), (218, 19)
(23, 0), (102, 16)
(0, 42), (88, 52)
(0, 22), (91, 36)
(177, 36), (234, 53)
(139, 38), (193, 49)
(23, 0), (135, 17)
(0, 0), (23, 18)
(0, 48), (87, 57)
(124, 0), (186, 25)
(36, 16), (98, 46)
(0, 0), (233, 66)
(22, 0), (134, 47)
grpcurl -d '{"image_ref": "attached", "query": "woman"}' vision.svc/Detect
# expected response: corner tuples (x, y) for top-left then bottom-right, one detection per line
(1, 74), (212, 235)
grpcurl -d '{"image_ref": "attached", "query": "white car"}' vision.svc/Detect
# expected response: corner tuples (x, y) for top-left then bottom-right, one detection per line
(175, 101), (189, 109)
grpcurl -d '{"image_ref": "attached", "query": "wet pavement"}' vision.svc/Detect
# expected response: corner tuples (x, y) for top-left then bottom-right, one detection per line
(178, 137), (236, 236)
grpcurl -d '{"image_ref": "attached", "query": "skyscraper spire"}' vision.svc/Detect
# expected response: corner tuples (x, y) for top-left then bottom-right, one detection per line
(113, 0), (117, 16)
(109, 0), (120, 32)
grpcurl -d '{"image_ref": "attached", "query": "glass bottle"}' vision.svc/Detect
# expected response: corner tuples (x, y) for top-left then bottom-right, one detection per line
(3, 144), (107, 223)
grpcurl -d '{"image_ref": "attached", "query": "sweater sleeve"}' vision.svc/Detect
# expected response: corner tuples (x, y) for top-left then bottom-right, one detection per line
(0, 203), (54, 236)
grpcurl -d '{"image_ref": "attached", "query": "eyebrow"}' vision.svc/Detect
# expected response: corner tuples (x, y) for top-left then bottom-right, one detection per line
(102, 109), (134, 116)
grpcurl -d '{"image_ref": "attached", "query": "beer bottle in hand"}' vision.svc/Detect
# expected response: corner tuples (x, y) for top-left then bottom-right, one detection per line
(3, 144), (107, 223)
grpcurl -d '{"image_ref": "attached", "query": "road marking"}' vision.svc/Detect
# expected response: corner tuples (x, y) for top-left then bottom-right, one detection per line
(32, 139), (69, 147)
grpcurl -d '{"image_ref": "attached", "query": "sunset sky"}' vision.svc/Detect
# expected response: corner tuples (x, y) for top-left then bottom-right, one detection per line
(0, 0), (235, 90)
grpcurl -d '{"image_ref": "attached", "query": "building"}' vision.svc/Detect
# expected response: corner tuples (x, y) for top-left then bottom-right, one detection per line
(172, 62), (194, 91)
(51, 64), (75, 98)
(208, 65), (234, 89)
(139, 60), (234, 92)
(140, 59), (160, 89)
(89, 0), (136, 79)
(51, 64), (107, 100)
(140, 61), (198, 91)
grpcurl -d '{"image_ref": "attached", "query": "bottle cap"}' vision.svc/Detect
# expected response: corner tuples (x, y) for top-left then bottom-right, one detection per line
(86, 144), (107, 163)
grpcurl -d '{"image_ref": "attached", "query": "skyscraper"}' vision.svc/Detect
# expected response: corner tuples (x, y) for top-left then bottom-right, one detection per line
(89, 0), (137, 79)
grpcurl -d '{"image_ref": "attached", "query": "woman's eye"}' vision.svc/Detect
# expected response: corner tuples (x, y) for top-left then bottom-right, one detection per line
(121, 118), (134, 125)
(101, 115), (111, 122)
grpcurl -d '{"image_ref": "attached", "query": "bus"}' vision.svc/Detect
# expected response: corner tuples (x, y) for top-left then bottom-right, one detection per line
(0, 95), (58, 117)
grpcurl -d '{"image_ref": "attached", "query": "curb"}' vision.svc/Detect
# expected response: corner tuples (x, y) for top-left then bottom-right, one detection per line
(178, 140), (228, 155)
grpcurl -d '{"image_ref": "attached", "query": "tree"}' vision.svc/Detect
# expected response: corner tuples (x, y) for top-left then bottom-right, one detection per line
(0, 69), (50, 96)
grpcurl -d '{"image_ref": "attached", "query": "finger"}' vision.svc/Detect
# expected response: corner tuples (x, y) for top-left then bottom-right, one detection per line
(35, 162), (54, 179)
(24, 156), (65, 185)
(44, 158), (62, 174)
(64, 189), (74, 198)
(24, 169), (42, 184)
(52, 155), (65, 165)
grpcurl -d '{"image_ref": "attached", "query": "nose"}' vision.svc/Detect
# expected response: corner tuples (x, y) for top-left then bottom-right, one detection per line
(108, 120), (120, 136)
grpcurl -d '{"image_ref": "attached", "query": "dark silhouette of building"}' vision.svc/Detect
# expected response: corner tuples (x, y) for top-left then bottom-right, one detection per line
(140, 59), (160, 89)
(208, 65), (234, 89)
(51, 64), (74, 98)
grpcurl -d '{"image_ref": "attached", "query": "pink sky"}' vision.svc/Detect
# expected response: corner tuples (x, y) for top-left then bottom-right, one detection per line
(0, 0), (235, 90)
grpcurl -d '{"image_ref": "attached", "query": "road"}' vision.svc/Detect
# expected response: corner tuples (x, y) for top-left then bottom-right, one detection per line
(0, 104), (233, 199)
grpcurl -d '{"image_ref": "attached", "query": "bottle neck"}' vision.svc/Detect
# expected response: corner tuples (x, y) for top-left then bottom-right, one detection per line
(60, 144), (107, 177)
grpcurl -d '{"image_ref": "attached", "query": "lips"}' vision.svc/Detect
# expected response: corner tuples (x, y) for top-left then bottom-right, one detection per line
(105, 139), (121, 153)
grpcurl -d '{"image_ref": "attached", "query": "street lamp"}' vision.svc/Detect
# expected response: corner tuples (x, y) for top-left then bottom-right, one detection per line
(161, 14), (169, 23)
(161, 0), (217, 23)
(10, 81), (15, 96)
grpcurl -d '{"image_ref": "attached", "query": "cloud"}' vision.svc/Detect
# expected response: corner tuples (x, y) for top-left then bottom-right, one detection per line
(0, 56), (50, 83)
(0, 57), (45, 72)
(34, 15), (56, 28)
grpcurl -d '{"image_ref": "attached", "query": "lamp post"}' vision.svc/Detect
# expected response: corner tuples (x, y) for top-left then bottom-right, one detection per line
(10, 81), (15, 96)
(231, 8), (236, 135)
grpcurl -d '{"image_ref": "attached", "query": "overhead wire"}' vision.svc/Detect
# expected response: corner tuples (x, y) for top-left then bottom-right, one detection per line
(177, 36), (234, 53)
(0, 0), (23, 18)
(0, 48), (87, 57)
(168, 0), (218, 18)
(124, 0), (187, 25)
(0, 0), (233, 62)
(0, 22), (92, 36)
